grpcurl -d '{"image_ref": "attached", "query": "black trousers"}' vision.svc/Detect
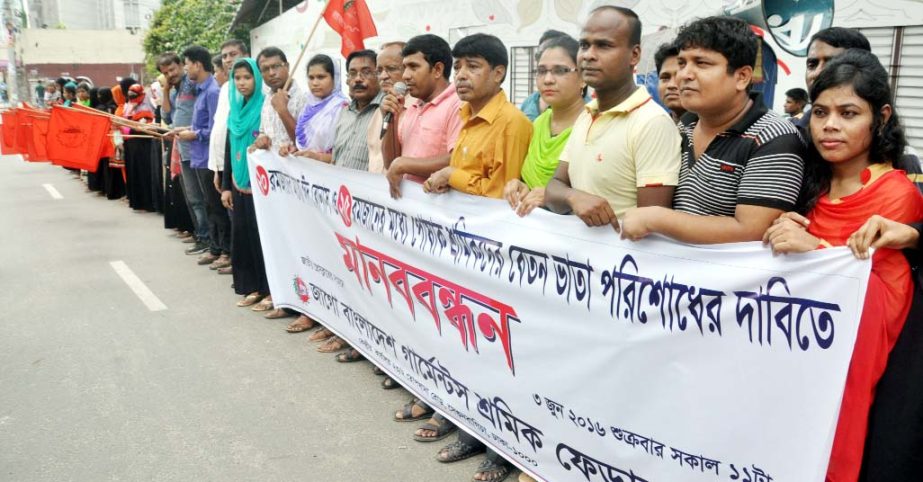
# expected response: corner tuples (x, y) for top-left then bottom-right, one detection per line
(194, 168), (231, 256)
(860, 275), (923, 480)
(230, 189), (269, 296)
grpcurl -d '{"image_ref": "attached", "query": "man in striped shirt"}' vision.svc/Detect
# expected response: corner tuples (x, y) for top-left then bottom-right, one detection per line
(332, 49), (385, 171)
(620, 16), (805, 243)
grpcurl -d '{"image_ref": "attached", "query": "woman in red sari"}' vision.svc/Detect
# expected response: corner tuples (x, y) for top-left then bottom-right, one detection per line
(764, 49), (923, 482)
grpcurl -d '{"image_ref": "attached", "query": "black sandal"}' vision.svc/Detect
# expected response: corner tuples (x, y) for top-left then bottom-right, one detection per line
(394, 398), (434, 422)
(335, 348), (365, 363)
(415, 416), (458, 443)
(435, 438), (485, 462)
(381, 376), (400, 390)
(372, 365), (385, 376)
(472, 457), (514, 482)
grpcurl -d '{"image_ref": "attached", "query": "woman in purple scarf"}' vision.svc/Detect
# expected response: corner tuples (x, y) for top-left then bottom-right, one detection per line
(284, 54), (348, 162)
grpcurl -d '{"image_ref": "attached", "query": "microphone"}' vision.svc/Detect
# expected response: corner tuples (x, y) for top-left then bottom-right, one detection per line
(380, 82), (408, 139)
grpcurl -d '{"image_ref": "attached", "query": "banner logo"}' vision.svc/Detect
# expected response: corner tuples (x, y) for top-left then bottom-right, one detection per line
(763, 0), (835, 56)
(336, 184), (353, 227)
(293, 276), (311, 303)
(255, 165), (270, 196)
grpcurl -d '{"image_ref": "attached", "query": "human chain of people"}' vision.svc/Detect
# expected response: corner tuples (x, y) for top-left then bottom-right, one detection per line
(3, 0), (923, 480)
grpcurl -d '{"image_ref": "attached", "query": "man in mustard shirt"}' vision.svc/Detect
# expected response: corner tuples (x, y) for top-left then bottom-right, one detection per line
(423, 32), (530, 482)
(544, 6), (681, 229)
(423, 33), (532, 199)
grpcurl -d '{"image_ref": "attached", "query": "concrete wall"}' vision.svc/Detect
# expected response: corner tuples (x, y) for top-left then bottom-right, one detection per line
(20, 29), (145, 65)
(26, 62), (145, 86)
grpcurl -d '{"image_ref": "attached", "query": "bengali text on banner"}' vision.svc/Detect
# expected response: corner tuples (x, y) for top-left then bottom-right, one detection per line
(249, 149), (870, 482)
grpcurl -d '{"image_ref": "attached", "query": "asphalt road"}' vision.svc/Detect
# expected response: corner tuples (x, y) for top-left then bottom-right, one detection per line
(0, 156), (483, 482)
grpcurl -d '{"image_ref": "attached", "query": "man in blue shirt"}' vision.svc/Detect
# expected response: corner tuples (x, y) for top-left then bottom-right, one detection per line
(160, 52), (209, 256)
(175, 45), (228, 267)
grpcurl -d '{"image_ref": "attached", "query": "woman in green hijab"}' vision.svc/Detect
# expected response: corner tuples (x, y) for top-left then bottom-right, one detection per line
(221, 57), (269, 308)
(503, 34), (587, 218)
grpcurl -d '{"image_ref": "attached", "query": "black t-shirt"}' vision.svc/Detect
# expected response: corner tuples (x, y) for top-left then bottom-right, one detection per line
(673, 93), (807, 216)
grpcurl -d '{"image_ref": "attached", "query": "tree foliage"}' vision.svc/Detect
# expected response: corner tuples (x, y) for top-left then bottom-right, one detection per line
(143, 0), (250, 76)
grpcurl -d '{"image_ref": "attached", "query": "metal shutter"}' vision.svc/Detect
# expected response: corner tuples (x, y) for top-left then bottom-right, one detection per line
(896, 26), (923, 153)
(509, 46), (536, 106)
(859, 26), (923, 152)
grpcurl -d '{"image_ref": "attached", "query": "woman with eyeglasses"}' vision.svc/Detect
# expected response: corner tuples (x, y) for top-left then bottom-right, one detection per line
(503, 34), (587, 217)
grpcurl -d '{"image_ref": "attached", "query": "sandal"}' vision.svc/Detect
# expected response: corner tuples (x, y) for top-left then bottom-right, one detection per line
(435, 438), (484, 462)
(394, 398), (434, 422)
(335, 348), (365, 363)
(316, 336), (348, 353)
(285, 314), (315, 331)
(236, 292), (263, 307)
(472, 456), (514, 482)
(307, 327), (334, 342)
(381, 376), (401, 390)
(372, 365), (385, 376)
(414, 415), (458, 443)
(265, 308), (295, 320)
(251, 296), (274, 312)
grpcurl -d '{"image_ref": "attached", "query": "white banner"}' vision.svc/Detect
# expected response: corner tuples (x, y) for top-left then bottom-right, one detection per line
(249, 150), (870, 482)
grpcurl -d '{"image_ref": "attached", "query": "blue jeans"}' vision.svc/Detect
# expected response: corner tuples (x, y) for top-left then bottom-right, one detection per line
(180, 160), (209, 243)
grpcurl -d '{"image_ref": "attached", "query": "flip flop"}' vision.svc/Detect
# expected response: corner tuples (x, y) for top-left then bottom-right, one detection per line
(316, 336), (348, 353)
(266, 308), (296, 320)
(381, 376), (401, 390)
(284, 314), (316, 330)
(435, 438), (484, 462)
(236, 292), (263, 307)
(335, 348), (365, 363)
(308, 327), (334, 342)
(415, 416), (458, 443)
(251, 297), (274, 312)
(394, 398), (434, 422)
(472, 456), (514, 482)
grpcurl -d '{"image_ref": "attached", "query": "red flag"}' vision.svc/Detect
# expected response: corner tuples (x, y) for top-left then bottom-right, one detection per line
(1, 110), (18, 155)
(26, 112), (51, 162)
(323, 0), (378, 58)
(46, 106), (112, 171)
(15, 109), (33, 161)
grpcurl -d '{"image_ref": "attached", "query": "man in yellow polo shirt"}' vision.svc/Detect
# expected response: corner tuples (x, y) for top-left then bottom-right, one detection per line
(423, 32), (531, 482)
(545, 6), (680, 228)
(423, 33), (532, 199)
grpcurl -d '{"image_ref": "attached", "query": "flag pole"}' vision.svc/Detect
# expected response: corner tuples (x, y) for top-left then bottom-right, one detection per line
(283, 0), (331, 92)
(59, 105), (167, 138)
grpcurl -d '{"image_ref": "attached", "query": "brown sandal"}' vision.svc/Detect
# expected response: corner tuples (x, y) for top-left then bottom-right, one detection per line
(251, 296), (274, 312)
(316, 336), (348, 353)
(285, 315), (316, 332)
(236, 292), (263, 307)
(264, 308), (295, 320)
(307, 327), (334, 342)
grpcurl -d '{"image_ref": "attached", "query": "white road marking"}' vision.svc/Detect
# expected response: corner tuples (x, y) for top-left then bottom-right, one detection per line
(42, 183), (63, 199)
(109, 261), (168, 312)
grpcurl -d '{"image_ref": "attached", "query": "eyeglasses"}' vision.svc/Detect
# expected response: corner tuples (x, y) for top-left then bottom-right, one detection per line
(259, 62), (287, 74)
(347, 69), (377, 80)
(377, 65), (402, 75)
(532, 66), (579, 78)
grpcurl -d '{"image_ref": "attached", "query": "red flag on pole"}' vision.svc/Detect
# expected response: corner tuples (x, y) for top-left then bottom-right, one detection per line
(46, 106), (112, 171)
(323, 0), (378, 58)
(26, 111), (51, 162)
(15, 109), (33, 161)
(1, 109), (19, 155)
